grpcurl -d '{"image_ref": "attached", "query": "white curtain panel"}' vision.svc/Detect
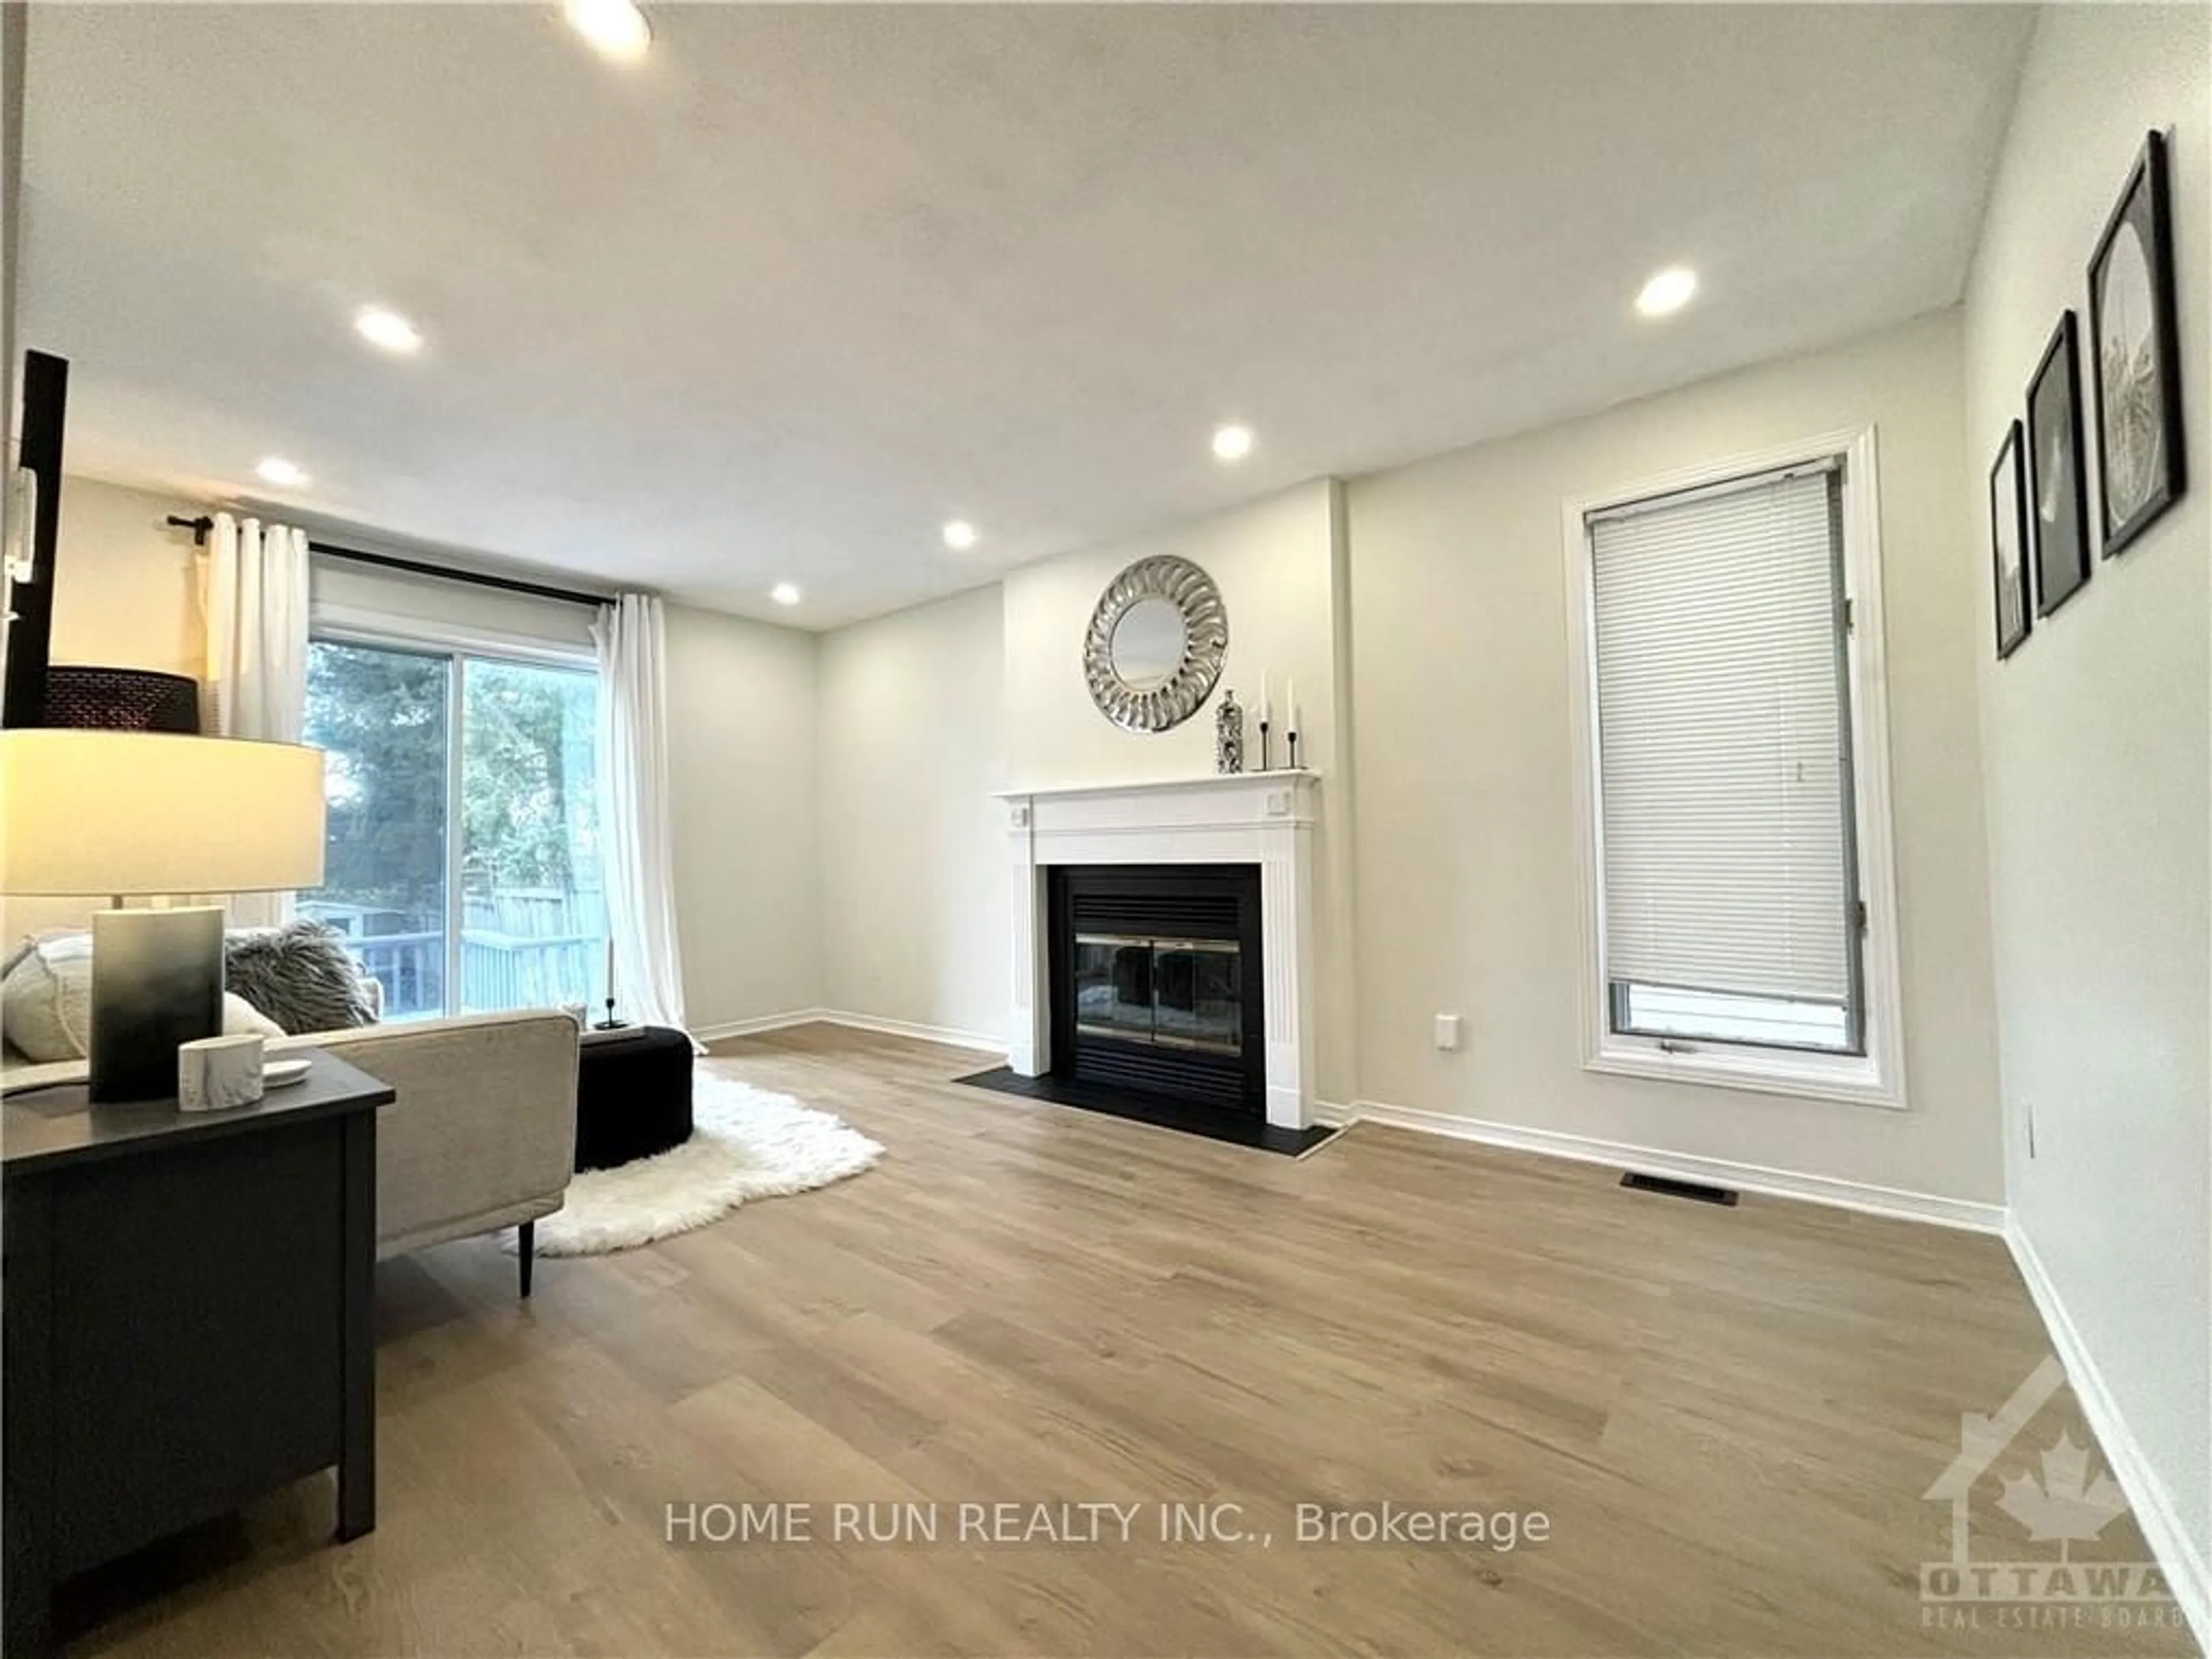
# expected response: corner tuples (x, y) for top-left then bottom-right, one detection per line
(203, 512), (311, 927)
(592, 593), (694, 1039)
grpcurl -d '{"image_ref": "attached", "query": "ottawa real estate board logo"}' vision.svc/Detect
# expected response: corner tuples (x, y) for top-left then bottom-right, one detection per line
(1919, 1357), (2179, 1631)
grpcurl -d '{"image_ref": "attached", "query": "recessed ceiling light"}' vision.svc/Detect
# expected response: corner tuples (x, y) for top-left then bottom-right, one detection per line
(1635, 266), (1698, 319)
(255, 456), (309, 488)
(941, 520), (978, 551)
(1211, 423), (1255, 462)
(564, 0), (651, 61)
(770, 582), (801, 607)
(353, 306), (422, 354)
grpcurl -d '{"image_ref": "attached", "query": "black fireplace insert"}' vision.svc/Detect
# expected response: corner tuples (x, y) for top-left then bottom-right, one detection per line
(1047, 863), (1264, 1115)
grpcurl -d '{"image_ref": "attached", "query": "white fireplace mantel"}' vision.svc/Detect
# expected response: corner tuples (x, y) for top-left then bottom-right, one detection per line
(998, 770), (1320, 1130)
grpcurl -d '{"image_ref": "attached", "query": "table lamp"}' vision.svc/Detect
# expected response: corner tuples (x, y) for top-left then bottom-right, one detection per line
(1, 730), (327, 1101)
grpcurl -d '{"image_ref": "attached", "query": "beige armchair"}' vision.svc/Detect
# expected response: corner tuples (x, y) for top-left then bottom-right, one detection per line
(274, 1009), (579, 1294)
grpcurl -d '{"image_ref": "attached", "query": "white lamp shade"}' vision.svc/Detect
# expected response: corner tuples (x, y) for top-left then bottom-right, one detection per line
(0, 730), (327, 896)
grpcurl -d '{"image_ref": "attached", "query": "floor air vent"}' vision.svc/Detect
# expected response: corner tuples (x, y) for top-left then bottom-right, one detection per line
(1621, 1171), (1739, 1207)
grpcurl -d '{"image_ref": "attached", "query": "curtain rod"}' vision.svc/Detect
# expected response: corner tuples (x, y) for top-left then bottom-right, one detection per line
(164, 515), (609, 609)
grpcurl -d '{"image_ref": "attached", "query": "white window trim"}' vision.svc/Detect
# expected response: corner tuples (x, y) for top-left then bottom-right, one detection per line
(1561, 425), (1907, 1111)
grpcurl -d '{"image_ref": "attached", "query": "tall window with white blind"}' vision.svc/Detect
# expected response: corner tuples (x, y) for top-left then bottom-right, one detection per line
(1569, 430), (1903, 1106)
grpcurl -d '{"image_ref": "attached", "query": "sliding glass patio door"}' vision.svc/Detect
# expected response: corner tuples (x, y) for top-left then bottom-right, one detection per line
(304, 638), (606, 1020)
(456, 657), (604, 1016)
(304, 641), (452, 1014)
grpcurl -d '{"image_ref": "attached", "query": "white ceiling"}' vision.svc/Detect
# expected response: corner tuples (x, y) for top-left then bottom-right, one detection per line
(22, 3), (2032, 628)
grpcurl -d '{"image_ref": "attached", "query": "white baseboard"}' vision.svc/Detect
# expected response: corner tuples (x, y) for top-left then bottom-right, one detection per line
(1331, 1097), (2008, 1233)
(690, 1009), (823, 1043)
(691, 1006), (1007, 1057)
(810, 1008), (1009, 1056)
(2005, 1221), (2210, 1653)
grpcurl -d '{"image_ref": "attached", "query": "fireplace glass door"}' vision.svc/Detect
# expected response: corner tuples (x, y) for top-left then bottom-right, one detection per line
(1073, 934), (1242, 1055)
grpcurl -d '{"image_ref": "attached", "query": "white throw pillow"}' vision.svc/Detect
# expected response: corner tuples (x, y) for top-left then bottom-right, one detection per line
(0, 934), (280, 1062)
(1, 933), (93, 1062)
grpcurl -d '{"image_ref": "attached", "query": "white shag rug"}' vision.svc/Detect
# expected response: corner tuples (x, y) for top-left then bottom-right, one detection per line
(524, 1071), (884, 1257)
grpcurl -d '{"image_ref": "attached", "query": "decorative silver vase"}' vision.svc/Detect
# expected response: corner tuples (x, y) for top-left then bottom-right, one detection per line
(1215, 690), (1245, 774)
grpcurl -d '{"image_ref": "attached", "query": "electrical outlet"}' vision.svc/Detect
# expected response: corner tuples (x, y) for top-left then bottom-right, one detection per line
(1434, 1013), (1462, 1051)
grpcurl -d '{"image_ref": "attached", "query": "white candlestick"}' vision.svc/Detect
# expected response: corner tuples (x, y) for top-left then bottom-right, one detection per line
(1257, 672), (1272, 725)
(605, 938), (616, 1003)
(1286, 677), (1298, 733)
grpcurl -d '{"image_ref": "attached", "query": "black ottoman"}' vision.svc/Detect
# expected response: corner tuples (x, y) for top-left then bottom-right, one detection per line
(574, 1026), (695, 1172)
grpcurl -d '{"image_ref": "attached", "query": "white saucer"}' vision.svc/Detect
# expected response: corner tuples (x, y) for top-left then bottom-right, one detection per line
(263, 1058), (312, 1088)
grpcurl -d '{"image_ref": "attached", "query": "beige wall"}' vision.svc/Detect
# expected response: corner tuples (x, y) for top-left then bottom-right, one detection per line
(1001, 480), (1342, 788)
(1963, 3), (2209, 1590)
(1347, 308), (2005, 1203)
(47, 475), (203, 677)
(817, 583), (1006, 1041)
(664, 601), (823, 1032)
(999, 478), (1361, 1101)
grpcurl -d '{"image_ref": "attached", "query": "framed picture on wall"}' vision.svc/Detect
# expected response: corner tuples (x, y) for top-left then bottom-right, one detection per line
(1989, 421), (2031, 658)
(2087, 129), (2187, 556)
(2027, 312), (2092, 616)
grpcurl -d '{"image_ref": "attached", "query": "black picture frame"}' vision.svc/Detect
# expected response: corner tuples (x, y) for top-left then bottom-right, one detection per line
(2086, 129), (2187, 557)
(2027, 312), (2091, 617)
(1989, 421), (2032, 659)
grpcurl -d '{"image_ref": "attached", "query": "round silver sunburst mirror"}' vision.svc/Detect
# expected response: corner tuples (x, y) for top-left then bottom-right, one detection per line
(1082, 555), (1229, 733)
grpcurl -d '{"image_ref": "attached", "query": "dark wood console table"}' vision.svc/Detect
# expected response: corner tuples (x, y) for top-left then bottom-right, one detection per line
(2, 1051), (393, 1656)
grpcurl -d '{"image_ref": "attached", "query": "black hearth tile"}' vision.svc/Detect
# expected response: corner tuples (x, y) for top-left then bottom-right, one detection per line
(954, 1067), (1340, 1158)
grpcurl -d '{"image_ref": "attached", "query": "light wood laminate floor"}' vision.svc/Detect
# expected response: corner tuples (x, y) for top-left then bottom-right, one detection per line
(70, 1026), (2195, 1657)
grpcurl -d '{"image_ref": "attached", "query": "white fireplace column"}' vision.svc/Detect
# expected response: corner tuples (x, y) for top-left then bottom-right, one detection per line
(998, 772), (1320, 1131)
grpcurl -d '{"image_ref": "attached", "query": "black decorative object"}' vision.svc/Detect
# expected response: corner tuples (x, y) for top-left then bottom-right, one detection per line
(2088, 130), (2186, 557)
(1214, 689), (1244, 774)
(40, 665), (201, 731)
(1287, 730), (1301, 770)
(594, 938), (627, 1029)
(88, 907), (225, 1101)
(1990, 421), (2032, 660)
(575, 1025), (694, 1170)
(2027, 313), (2092, 617)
